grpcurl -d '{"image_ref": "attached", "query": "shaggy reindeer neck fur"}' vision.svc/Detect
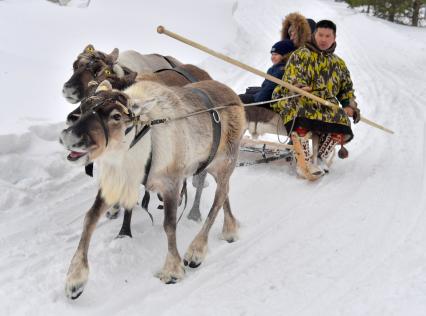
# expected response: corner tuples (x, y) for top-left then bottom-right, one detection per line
(97, 126), (152, 209)
(124, 82), (189, 188)
(95, 81), (181, 209)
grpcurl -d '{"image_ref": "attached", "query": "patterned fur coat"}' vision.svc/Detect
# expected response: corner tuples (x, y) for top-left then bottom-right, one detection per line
(271, 39), (356, 141)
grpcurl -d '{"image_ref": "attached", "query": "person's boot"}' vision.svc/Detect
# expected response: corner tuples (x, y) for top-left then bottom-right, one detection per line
(291, 131), (324, 181)
(317, 134), (338, 173)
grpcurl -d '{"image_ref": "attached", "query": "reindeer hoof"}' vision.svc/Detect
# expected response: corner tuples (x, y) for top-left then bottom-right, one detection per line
(187, 210), (202, 222)
(65, 263), (89, 300)
(225, 237), (237, 243)
(65, 277), (87, 300)
(183, 259), (201, 268)
(183, 244), (207, 269)
(155, 268), (185, 284)
(65, 284), (85, 300)
(115, 233), (132, 239)
(165, 276), (179, 284)
(221, 230), (239, 243)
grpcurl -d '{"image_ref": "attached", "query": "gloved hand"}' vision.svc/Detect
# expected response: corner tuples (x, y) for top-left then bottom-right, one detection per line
(352, 107), (361, 124)
(349, 99), (361, 124)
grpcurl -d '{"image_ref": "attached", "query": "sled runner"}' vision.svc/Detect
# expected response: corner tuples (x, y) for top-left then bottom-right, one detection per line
(238, 136), (293, 167)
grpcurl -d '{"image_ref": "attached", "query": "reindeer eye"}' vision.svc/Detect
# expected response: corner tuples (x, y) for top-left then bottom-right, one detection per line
(112, 113), (121, 121)
(66, 113), (81, 125)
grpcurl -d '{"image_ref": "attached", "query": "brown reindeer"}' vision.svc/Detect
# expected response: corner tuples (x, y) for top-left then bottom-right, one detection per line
(62, 44), (182, 104)
(245, 105), (286, 138)
(60, 79), (245, 299)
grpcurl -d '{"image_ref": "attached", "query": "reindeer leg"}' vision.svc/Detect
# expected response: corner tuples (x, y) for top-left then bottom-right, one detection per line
(187, 170), (207, 222)
(116, 189), (152, 238)
(184, 167), (233, 268)
(65, 190), (109, 299)
(156, 184), (185, 284)
(116, 208), (133, 238)
(221, 197), (239, 243)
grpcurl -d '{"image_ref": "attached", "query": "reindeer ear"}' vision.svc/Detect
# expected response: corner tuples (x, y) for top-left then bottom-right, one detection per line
(96, 80), (112, 93)
(84, 44), (95, 54)
(131, 97), (160, 115)
(109, 48), (119, 62)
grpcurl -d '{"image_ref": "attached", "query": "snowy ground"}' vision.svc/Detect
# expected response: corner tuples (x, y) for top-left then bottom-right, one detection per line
(1, 0), (426, 315)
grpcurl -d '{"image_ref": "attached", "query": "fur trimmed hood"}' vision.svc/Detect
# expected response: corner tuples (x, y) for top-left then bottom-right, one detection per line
(281, 12), (313, 48)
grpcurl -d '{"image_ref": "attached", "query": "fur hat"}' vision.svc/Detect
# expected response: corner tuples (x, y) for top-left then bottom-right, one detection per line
(281, 12), (313, 48)
(270, 40), (295, 56)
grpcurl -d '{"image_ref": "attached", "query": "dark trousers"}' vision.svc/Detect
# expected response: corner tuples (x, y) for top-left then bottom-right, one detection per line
(239, 86), (261, 104)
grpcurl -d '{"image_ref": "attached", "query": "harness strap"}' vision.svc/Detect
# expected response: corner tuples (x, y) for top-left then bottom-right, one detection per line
(153, 54), (178, 68)
(81, 111), (109, 178)
(154, 67), (199, 83)
(161, 55), (178, 68)
(191, 88), (222, 175)
(129, 125), (151, 149)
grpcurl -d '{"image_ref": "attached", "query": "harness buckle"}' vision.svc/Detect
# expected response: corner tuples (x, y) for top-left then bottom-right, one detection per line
(212, 110), (221, 123)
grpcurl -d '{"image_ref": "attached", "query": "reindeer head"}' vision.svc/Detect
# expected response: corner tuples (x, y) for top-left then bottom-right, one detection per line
(60, 80), (136, 165)
(62, 44), (120, 104)
(93, 62), (137, 92)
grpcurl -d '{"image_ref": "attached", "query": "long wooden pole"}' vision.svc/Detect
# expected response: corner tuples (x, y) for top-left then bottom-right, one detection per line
(157, 25), (394, 135)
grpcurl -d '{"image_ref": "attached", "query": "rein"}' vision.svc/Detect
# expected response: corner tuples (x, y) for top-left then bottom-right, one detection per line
(83, 93), (300, 154)
(125, 94), (299, 128)
(92, 110), (110, 147)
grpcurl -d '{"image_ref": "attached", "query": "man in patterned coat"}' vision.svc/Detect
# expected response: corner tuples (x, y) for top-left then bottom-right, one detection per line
(272, 19), (361, 180)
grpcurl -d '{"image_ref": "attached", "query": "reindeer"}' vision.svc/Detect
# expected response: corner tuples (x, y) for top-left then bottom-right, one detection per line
(60, 79), (245, 299)
(62, 44), (182, 104)
(63, 44), (211, 224)
(65, 59), (214, 236)
(245, 105), (286, 138)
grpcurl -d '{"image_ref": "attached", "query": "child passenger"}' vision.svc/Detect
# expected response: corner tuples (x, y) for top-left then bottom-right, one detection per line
(239, 39), (295, 105)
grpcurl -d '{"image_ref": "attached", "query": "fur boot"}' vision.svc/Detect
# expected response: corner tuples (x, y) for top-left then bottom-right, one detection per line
(317, 134), (337, 173)
(291, 131), (324, 181)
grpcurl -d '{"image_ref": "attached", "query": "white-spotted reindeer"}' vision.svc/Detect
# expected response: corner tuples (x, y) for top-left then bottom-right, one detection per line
(63, 44), (182, 104)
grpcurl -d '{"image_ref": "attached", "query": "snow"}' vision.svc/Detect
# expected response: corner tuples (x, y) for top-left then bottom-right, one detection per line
(1, 0), (426, 315)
